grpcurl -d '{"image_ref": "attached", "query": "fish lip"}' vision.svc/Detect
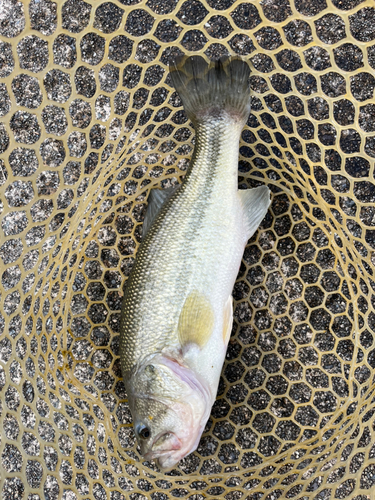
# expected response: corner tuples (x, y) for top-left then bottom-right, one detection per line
(143, 432), (182, 461)
(143, 449), (169, 461)
(144, 448), (181, 471)
(143, 446), (175, 461)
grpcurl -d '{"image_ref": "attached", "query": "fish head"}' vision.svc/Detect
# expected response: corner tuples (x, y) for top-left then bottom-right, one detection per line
(129, 358), (212, 470)
(133, 396), (202, 469)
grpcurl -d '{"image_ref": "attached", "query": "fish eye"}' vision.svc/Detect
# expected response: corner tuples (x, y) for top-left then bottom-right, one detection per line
(138, 426), (151, 439)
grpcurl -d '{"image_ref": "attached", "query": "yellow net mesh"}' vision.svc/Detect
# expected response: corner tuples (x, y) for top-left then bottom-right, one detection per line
(1, 0), (375, 498)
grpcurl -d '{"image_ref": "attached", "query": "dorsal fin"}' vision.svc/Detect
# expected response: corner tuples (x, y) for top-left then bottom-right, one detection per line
(238, 185), (271, 241)
(142, 186), (179, 237)
(178, 290), (215, 350)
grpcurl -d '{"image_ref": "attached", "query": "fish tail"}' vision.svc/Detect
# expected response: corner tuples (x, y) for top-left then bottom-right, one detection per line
(169, 55), (251, 125)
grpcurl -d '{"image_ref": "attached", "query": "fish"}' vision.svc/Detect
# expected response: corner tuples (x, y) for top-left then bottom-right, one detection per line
(119, 55), (271, 470)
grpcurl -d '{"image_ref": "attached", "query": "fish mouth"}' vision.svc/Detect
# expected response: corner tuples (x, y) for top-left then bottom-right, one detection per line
(144, 449), (182, 471)
(143, 447), (179, 463)
(143, 432), (182, 462)
(143, 449), (170, 461)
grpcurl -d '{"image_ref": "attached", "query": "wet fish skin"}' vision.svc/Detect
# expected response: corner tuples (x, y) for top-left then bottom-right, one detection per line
(119, 56), (271, 469)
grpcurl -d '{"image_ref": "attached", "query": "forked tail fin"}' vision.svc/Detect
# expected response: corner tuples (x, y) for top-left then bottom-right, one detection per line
(169, 55), (251, 125)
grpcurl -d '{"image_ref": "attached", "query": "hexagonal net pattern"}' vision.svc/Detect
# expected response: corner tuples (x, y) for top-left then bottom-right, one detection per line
(1, 0), (375, 498)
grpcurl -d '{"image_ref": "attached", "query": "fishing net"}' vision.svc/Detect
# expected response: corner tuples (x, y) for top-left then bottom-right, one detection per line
(1, 0), (375, 498)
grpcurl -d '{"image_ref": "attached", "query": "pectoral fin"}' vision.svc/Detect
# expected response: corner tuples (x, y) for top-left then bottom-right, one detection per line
(178, 290), (215, 349)
(238, 186), (271, 240)
(222, 295), (233, 346)
(142, 185), (179, 237)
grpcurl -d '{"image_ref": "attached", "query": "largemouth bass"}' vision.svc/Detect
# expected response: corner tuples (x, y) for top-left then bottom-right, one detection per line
(119, 55), (271, 470)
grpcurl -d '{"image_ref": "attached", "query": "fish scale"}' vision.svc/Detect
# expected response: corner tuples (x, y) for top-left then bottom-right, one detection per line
(121, 121), (244, 373)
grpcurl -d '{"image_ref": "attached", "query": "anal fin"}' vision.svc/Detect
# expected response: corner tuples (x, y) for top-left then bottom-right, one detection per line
(222, 295), (233, 346)
(238, 186), (271, 241)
